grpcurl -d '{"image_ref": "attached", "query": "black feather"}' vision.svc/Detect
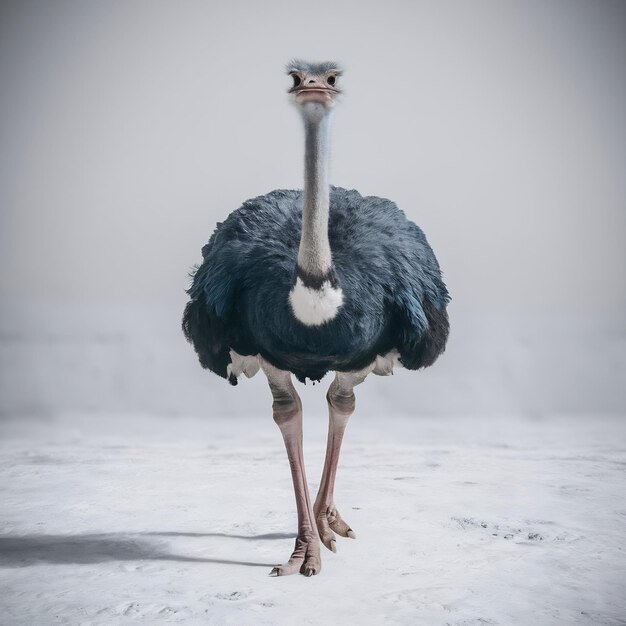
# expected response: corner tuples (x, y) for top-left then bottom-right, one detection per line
(396, 297), (449, 369)
(182, 298), (231, 379)
(183, 186), (450, 383)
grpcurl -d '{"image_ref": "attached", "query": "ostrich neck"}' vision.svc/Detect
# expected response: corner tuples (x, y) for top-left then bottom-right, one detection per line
(298, 114), (332, 276)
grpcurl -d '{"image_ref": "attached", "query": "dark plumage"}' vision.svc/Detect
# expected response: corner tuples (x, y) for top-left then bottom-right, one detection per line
(183, 186), (450, 384)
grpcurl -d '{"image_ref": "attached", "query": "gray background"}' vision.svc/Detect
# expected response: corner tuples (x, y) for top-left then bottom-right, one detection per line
(1, 0), (624, 418)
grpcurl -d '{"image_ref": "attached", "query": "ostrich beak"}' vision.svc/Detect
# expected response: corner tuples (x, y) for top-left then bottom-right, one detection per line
(293, 87), (337, 105)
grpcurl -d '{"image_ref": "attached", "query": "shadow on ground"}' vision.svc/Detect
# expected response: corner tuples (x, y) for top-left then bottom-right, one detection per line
(143, 531), (295, 540)
(0, 532), (295, 567)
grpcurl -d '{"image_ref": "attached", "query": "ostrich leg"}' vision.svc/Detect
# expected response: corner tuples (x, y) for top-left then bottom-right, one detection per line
(261, 359), (321, 577)
(314, 367), (371, 552)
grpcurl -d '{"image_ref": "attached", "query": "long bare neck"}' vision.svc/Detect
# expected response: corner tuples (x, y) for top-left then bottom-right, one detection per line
(298, 112), (332, 277)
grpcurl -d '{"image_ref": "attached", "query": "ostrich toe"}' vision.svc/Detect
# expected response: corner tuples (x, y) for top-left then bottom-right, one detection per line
(316, 504), (355, 551)
(269, 535), (321, 577)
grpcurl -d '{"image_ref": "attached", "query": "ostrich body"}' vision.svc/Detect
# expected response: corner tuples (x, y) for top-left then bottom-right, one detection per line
(183, 60), (450, 576)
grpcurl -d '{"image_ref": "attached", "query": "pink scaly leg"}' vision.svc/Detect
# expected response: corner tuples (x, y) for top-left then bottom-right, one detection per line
(314, 367), (371, 552)
(262, 359), (321, 577)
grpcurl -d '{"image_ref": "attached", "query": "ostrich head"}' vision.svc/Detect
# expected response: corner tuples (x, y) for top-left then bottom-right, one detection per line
(287, 59), (343, 119)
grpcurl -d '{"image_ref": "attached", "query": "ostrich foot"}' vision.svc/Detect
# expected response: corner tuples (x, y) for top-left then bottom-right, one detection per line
(269, 535), (321, 577)
(315, 503), (356, 552)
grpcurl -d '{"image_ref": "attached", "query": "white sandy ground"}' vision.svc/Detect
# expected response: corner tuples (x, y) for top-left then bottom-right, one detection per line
(0, 412), (625, 625)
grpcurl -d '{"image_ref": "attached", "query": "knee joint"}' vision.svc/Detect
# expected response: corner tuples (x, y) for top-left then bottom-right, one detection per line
(327, 387), (355, 416)
(271, 393), (300, 427)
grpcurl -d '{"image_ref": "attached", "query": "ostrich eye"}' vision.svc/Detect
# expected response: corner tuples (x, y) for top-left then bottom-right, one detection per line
(327, 75), (336, 86)
(291, 74), (301, 88)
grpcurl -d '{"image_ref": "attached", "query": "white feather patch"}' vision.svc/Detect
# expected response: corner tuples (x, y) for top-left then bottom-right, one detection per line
(227, 351), (260, 380)
(289, 277), (343, 326)
(372, 350), (403, 376)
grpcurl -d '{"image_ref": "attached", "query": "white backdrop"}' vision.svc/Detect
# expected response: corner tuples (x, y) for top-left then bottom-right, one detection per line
(1, 0), (624, 417)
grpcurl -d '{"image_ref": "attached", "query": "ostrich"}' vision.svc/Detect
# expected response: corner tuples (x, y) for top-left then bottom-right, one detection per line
(183, 60), (450, 577)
